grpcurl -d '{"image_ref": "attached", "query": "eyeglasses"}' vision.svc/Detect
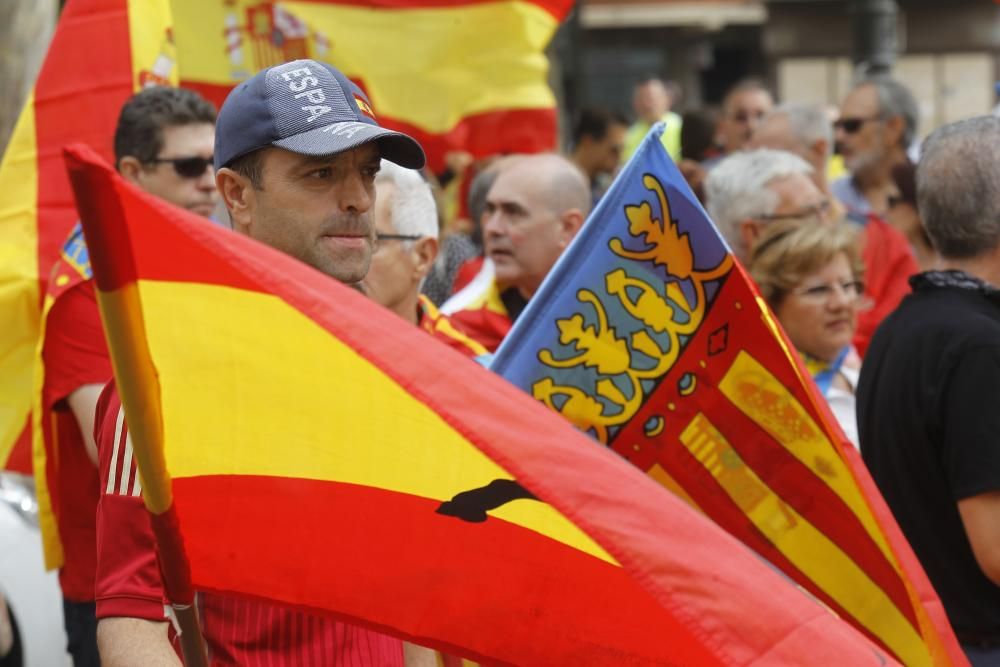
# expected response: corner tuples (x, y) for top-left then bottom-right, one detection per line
(376, 233), (422, 242)
(146, 155), (214, 178)
(755, 199), (832, 223)
(833, 116), (881, 134)
(791, 279), (865, 303)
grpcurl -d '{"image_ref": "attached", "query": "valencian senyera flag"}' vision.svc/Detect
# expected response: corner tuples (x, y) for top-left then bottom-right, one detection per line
(171, 0), (570, 172)
(64, 141), (899, 666)
(490, 124), (966, 667)
(0, 0), (175, 569)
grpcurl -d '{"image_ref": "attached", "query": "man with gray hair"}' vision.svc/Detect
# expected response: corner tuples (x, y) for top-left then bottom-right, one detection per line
(833, 76), (918, 217)
(365, 160), (487, 358)
(857, 116), (1000, 666)
(751, 105), (919, 353)
(705, 148), (831, 263)
(751, 103), (842, 218)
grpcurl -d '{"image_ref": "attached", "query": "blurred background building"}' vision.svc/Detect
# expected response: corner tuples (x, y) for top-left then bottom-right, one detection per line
(562, 0), (999, 143)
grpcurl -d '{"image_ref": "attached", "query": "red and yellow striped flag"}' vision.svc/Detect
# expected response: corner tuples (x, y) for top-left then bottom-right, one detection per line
(0, 0), (174, 468)
(171, 0), (569, 172)
(65, 142), (897, 665)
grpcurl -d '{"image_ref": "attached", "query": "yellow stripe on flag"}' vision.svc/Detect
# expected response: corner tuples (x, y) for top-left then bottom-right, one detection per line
(0, 95), (40, 465)
(679, 411), (928, 667)
(718, 349), (897, 567)
(127, 0), (178, 88)
(140, 280), (616, 565)
(171, 0), (559, 133)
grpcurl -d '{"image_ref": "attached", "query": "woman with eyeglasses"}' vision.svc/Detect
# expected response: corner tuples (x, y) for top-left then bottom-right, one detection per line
(749, 220), (867, 448)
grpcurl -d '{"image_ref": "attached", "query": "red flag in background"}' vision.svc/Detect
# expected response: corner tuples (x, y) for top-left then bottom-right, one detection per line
(0, 0), (175, 571)
(171, 0), (570, 173)
(66, 141), (897, 666)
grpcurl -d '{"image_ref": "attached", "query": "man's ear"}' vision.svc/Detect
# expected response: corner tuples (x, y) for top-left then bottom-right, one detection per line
(216, 168), (255, 234)
(739, 218), (763, 254)
(118, 156), (144, 186)
(558, 209), (586, 247)
(411, 237), (439, 282)
(811, 138), (829, 168)
(884, 114), (906, 148)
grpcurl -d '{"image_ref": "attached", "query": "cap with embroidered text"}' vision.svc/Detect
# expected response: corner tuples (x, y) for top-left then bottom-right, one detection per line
(214, 59), (425, 171)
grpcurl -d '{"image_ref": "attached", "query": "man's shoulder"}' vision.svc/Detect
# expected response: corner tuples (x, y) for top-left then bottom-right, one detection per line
(830, 176), (870, 215)
(872, 286), (1000, 363)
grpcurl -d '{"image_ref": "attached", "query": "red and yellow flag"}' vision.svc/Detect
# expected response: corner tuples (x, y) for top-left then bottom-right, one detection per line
(171, 0), (569, 172)
(65, 142), (897, 665)
(0, 0), (174, 469)
(490, 126), (966, 666)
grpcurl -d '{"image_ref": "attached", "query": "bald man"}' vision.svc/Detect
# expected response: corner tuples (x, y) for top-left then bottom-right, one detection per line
(448, 154), (591, 351)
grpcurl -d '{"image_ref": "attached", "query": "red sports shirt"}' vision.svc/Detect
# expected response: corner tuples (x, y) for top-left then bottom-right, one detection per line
(93, 383), (404, 666)
(41, 279), (112, 602)
(854, 214), (920, 356)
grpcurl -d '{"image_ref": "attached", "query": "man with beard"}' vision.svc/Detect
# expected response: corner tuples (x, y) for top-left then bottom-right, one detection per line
(832, 77), (918, 218)
(92, 60), (432, 665)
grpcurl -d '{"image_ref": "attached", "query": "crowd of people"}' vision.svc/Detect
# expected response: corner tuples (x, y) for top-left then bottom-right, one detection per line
(28, 54), (1000, 667)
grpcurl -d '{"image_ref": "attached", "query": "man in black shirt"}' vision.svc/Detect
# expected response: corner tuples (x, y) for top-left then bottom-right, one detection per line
(857, 115), (1000, 666)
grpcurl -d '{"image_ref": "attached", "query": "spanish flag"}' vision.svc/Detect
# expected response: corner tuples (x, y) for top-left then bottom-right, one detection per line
(0, 0), (175, 468)
(491, 125), (966, 666)
(171, 0), (569, 172)
(64, 142), (895, 665)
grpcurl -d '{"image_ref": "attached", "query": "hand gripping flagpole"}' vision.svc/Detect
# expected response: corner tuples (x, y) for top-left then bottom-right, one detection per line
(63, 144), (208, 667)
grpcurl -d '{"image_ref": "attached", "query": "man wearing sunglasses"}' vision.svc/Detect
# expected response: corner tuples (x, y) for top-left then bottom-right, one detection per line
(36, 86), (218, 667)
(831, 76), (918, 218)
(116, 89), (220, 219)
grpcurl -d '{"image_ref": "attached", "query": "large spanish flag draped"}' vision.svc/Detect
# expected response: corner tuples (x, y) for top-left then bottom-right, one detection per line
(0, 0), (174, 466)
(491, 126), (966, 666)
(170, 0), (569, 173)
(64, 142), (896, 665)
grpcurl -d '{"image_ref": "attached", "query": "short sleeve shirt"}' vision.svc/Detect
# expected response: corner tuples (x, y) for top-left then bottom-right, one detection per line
(857, 272), (1000, 636)
(41, 280), (112, 601)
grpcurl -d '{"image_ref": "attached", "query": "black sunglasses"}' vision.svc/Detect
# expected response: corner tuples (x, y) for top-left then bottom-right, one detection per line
(146, 155), (214, 178)
(833, 116), (881, 134)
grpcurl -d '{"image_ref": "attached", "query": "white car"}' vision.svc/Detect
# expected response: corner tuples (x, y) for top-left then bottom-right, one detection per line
(0, 472), (70, 666)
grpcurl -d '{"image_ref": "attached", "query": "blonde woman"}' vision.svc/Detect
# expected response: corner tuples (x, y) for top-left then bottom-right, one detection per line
(749, 220), (867, 447)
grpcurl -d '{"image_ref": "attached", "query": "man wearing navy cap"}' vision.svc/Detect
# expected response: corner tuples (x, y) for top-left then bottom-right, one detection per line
(93, 60), (432, 666)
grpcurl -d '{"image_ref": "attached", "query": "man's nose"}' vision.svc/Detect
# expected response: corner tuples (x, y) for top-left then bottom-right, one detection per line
(482, 210), (505, 237)
(197, 168), (217, 192)
(339, 173), (373, 213)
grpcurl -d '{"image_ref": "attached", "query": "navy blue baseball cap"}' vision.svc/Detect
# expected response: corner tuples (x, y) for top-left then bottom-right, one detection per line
(214, 59), (425, 171)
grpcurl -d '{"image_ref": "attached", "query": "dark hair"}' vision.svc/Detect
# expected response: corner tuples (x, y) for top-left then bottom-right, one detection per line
(722, 78), (772, 110)
(680, 108), (719, 161)
(113, 86), (217, 166)
(228, 148), (267, 190)
(571, 107), (628, 146)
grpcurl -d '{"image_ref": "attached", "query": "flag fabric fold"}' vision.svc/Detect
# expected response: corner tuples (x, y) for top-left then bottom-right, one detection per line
(66, 141), (895, 666)
(0, 0), (175, 567)
(490, 124), (965, 667)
